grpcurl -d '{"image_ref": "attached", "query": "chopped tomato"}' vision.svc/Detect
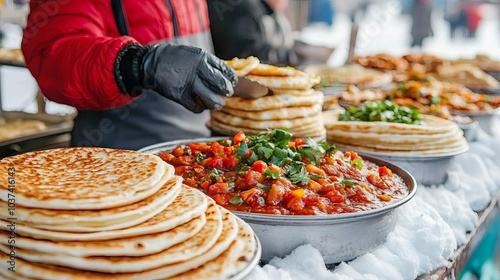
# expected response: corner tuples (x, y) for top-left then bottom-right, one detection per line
(268, 164), (281, 173)
(233, 131), (246, 143)
(222, 156), (239, 170)
(210, 141), (224, 155)
(224, 146), (234, 156)
(326, 190), (345, 203)
(344, 151), (360, 160)
(207, 157), (223, 168)
(294, 138), (306, 148)
(252, 160), (268, 173)
(172, 147), (184, 157)
(208, 183), (231, 195)
(158, 152), (174, 162)
(244, 170), (264, 187)
(267, 183), (286, 205)
(189, 143), (208, 151)
(306, 164), (326, 177)
(307, 180), (322, 191)
(201, 181), (210, 189)
(212, 194), (232, 205)
(378, 166), (393, 177)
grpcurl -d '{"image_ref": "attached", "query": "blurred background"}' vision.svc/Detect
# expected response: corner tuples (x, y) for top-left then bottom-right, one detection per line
(0, 0), (498, 114)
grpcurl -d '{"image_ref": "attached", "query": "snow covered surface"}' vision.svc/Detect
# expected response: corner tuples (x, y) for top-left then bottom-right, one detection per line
(244, 118), (500, 280)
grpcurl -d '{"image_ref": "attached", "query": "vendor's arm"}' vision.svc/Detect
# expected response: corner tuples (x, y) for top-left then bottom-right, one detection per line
(22, 0), (138, 110)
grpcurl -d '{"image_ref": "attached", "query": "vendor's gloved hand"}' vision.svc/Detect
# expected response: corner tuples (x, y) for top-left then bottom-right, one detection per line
(115, 43), (237, 113)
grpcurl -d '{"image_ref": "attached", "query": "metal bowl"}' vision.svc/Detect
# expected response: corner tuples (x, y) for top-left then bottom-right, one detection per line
(455, 118), (479, 142)
(139, 141), (417, 264)
(342, 148), (469, 186)
(452, 109), (500, 135)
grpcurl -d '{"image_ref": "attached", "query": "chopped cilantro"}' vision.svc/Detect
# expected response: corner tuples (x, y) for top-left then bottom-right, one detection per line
(341, 179), (362, 186)
(229, 196), (243, 205)
(187, 171), (195, 177)
(310, 174), (324, 179)
(209, 169), (220, 181)
(257, 183), (271, 191)
(285, 163), (310, 185)
(264, 169), (280, 179)
(339, 100), (423, 125)
(186, 148), (192, 156)
(195, 153), (207, 162)
(228, 182), (236, 189)
(235, 142), (249, 158)
(351, 158), (364, 170)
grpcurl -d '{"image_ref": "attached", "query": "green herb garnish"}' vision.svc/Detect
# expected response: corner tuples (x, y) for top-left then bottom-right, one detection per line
(351, 158), (364, 170)
(229, 196), (243, 205)
(257, 183), (271, 191)
(264, 169), (280, 179)
(339, 100), (423, 125)
(285, 163), (310, 185)
(341, 179), (362, 186)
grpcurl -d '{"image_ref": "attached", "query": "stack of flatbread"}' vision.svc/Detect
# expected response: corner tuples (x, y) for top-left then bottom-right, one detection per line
(0, 148), (259, 280)
(213, 57), (326, 140)
(324, 113), (469, 155)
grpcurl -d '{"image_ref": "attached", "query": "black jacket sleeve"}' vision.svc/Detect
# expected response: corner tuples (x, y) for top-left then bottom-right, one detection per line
(208, 0), (301, 67)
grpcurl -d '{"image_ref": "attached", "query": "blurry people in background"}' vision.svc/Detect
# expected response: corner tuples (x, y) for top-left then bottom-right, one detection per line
(308, 0), (335, 26)
(410, 0), (433, 47)
(465, 1), (483, 37)
(446, 1), (469, 38)
(208, 0), (333, 66)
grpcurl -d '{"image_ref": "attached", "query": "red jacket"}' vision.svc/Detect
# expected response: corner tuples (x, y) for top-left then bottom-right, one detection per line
(22, 0), (210, 110)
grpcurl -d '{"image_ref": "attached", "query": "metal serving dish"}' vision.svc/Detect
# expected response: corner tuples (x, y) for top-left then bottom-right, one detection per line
(340, 147), (469, 186)
(452, 109), (500, 135)
(139, 140), (417, 264)
(456, 118), (479, 142)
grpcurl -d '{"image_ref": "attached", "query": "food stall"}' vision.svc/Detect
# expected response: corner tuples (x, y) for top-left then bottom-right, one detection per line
(0, 1), (499, 279)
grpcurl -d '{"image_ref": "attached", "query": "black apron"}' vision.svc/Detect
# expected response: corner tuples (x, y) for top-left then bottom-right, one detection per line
(71, 0), (213, 150)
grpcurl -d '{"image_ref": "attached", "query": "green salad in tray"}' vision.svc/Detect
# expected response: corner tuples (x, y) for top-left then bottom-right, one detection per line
(339, 100), (424, 125)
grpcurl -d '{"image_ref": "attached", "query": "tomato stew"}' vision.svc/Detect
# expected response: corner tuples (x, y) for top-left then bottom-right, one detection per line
(158, 129), (409, 215)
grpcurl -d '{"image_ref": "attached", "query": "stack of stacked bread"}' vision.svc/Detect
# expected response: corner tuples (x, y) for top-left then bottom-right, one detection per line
(324, 113), (468, 155)
(211, 57), (326, 141)
(0, 148), (259, 280)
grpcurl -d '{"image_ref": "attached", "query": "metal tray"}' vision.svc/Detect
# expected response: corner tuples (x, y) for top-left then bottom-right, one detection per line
(451, 108), (500, 135)
(0, 111), (74, 147)
(139, 139), (417, 264)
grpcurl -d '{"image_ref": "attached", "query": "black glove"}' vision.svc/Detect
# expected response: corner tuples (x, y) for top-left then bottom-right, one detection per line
(115, 43), (237, 113)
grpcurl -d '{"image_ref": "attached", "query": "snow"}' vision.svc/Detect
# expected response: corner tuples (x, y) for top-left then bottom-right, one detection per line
(244, 127), (500, 280)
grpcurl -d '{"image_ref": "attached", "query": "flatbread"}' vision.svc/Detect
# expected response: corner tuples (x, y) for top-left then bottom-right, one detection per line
(0, 119), (47, 141)
(246, 72), (321, 90)
(220, 104), (322, 121)
(304, 64), (392, 87)
(0, 215), (205, 257)
(169, 216), (258, 280)
(0, 147), (174, 210)
(248, 63), (299, 76)
(333, 138), (469, 155)
(210, 118), (325, 137)
(0, 206), (239, 280)
(0, 185), (208, 241)
(225, 57), (260, 76)
(324, 115), (457, 135)
(4, 201), (223, 273)
(269, 88), (318, 95)
(224, 90), (324, 111)
(1, 176), (182, 232)
(211, 110), (322, 129)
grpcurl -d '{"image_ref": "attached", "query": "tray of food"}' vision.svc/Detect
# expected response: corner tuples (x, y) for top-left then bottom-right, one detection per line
(324, 101), (469, 185)
(139, 128), (417, 264)
(0, 147), (261, 279)
(0, 111), (74, 147)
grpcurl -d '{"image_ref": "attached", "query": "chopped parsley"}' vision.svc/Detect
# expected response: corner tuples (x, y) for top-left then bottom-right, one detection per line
(264, 169), (280, 180)
(340, 179), (362, 186)
(229, 196), (243, 205)
(257, 183), (271, 191)
(339, 100), (423, 125)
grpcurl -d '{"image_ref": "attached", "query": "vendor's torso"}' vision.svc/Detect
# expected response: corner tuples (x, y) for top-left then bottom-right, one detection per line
(71, 0), (212, 150)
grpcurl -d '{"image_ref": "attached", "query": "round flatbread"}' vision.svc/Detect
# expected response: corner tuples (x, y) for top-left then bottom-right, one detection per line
(269, 88), (318, 95)
(304, 64), (392, 87)
(332, 137), (469, 155)
(225, 90), (324, 111)
(0, 215), (205, 257)
(0, 176), (182, 232)
(324, 114), (458, 135)
(210, 118), (324, 136)
(0, 185), (208, 241)
(169, 216), (258, 280)
(211, 110), (322, 130)
(0, 206), (239, 280)
(0, 147), (173, 210)
(4, 201), (223, 273)
(221, 104), (322, 121)
(225, 57), (260, 77)
(247, 63), (300, 76)
(246, 72), (321, 90)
